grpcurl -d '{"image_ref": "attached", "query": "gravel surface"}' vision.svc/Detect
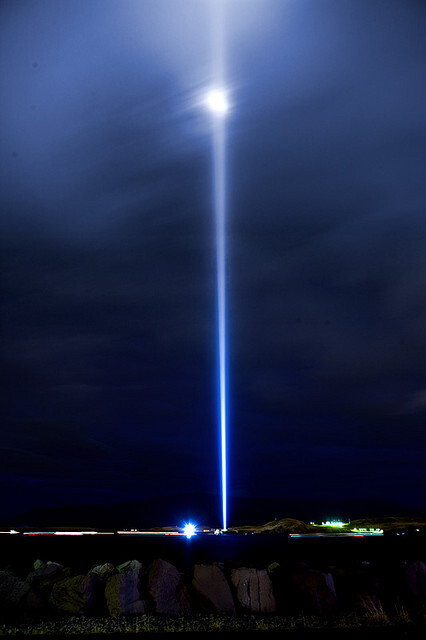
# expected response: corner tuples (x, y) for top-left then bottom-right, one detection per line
(1, 613), (424, 636)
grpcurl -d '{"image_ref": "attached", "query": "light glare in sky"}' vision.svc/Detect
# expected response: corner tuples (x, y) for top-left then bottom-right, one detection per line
(205, 89), (229, 115)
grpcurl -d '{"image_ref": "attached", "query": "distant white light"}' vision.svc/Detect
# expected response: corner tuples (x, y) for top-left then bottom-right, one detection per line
(205, 89), (229, 116)
(183, 523), (196, 539)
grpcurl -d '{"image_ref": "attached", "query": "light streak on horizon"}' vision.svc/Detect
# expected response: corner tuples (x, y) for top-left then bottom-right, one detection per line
(0, 530), (19, 535)
(22, 531), (113, 536)
(288, 532), (384, 538)
(117, 531), (181, 536)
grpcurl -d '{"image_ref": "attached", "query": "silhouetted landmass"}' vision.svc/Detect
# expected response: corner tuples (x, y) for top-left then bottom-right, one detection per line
(1, 494), (424, 530)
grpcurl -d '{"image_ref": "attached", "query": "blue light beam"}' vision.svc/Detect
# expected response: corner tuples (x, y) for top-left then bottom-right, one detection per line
(207, 0), (229, 533)
(204, 89), (229, 532)
(214, 108), (228, 532)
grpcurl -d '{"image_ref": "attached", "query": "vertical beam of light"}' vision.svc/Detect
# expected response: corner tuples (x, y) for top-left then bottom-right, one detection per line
(213, 111), (227, 532)
(209, 0), (228, 532)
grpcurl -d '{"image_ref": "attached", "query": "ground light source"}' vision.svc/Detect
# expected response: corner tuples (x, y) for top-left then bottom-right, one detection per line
(183, 523), (197, 539)
(205, 86), (230, 532)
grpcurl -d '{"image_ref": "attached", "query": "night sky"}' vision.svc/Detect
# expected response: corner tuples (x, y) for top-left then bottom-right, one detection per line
(1, 0), (426, 519)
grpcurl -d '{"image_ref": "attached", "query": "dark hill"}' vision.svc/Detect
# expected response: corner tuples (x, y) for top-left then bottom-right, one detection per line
(1, 494), (423, 530)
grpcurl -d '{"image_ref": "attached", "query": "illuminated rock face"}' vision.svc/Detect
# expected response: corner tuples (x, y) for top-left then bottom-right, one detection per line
(192, 564), (236, 615)
(147, 558), (191, 616)
(290, 570), (337, 615)
(404, 560), (426, 600)
(49, 574), (98, 615)
(231, 567), (276, 613)
(27, 561), (63, 583)
(26, 562), (69, 599)
(89, 562), (116, 583)
(104, 560), (148, 616)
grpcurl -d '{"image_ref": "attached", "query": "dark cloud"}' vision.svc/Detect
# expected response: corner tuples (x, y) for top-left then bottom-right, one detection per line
(1, 0), (426, 517)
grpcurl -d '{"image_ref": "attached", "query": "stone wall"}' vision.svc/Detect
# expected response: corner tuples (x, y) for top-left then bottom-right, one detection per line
(1, 557), (425, 622)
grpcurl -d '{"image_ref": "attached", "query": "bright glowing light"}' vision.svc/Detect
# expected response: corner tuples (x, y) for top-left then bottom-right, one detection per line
(205, 89), (229, 116)
(322, 521), (346, 527)
(183, 523), (196, 539)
